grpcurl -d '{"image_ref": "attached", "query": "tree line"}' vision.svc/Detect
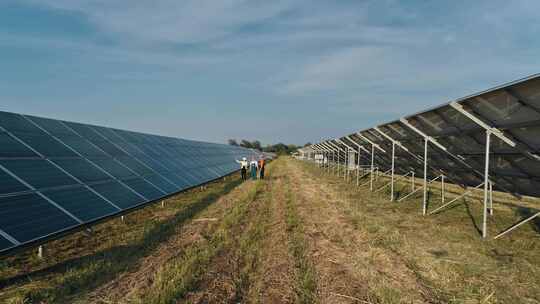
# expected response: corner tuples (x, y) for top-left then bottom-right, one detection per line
(227, 139), (311, 155)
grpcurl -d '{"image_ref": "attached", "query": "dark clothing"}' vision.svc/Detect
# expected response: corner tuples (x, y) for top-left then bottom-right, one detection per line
(260, 167), (265, 179)
(241, 167), (247, 180)
(250, 164), (257, 180)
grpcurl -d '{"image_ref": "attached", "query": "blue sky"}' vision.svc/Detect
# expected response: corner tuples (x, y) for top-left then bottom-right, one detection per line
(1, 0), (539, 145)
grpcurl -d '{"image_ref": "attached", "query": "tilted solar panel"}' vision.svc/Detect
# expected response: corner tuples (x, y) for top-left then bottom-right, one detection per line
(311, 73), (540, 238)
(0, 111), (258, 254)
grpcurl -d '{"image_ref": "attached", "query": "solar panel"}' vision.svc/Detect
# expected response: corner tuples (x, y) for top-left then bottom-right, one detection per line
(0, 193), (79, 243)
(0, 110), (258, 255)
(311, 73), (540, 238)
(0, 235), (14, 251)
(0, 132), (39, 157)
(42, 186), (119, 222)
(122, 178), (165, 201)
(50, 159), (111, 183)
(0, 159), (79, 189)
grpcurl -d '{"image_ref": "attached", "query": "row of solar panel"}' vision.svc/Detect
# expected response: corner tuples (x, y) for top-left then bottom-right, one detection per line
(313, 74), (540, 197)
(0, 111), (257, 254)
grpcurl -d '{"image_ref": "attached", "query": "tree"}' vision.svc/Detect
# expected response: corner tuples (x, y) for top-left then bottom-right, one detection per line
(240, 140), (253, 149)
(228, 139), (239, 146)
(251, 140), (262, 151)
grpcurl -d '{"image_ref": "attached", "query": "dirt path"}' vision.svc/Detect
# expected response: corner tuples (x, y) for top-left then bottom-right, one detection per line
(285, 159), (430, 303)
(83, 178), (256, 304)
(248, 161), (296, 303)
(182, 159), (297, 304)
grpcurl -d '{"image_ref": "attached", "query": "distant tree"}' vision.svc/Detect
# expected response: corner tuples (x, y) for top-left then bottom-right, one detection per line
(240, 140), (253, 149)
(228, 139), (239, 146)
(251, 140), (262, 151)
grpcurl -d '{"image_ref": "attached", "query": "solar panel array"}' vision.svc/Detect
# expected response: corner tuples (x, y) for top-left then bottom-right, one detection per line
(0, 111), (258, 255)
(311, 74), (540, 198)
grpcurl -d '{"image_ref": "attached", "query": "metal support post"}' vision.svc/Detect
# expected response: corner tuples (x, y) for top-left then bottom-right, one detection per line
(411, 172), (415, 192)
(489, 181), (493, 215)
(161, 200), (165, 208)
(390, 142), (395, 201)
(121, 215), (125, 222)
(423, 138), (428, 215)
(357, 146), (361, 186)
(370, 144), (375, 191)
(441, 175), (445, 204)
(38, 245), (43, 259)
(482, 131), (491, 239)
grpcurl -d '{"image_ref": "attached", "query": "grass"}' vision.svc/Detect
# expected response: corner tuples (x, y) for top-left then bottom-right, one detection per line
(140, 179), (265, 304)
(300, 160), (540, 303)
(0, 175), (243, 304)
(283, 173), (318, 304)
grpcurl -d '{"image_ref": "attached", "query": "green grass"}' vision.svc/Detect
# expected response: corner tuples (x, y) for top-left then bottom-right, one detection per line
(283, 173), (318, 304)
(0, 176), (243, 304)
(140, 179), (264, 304)
(300, 160), (540, 303)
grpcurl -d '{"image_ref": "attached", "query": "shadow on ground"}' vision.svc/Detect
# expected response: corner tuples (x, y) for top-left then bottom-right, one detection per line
(0, 178), (243, 302)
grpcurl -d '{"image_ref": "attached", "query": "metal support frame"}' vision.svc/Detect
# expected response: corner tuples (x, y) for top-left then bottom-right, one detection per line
(370, 144), (375, 191)
(355, 132), (386, 192)
(390, 142), (395, 201)
(423, 138), (428, 215)
(398, 175), (443, 202)
(494, 212), (540, 239)
(327, 141), (344, 177)
(374, 127), (410, 202)
(357, 145), (361, 186)
(38, 245), (43, 259)
(400, 118), (453, 215)
(449, 102), (519, 238)
(428, 182), (485, 215)
(441, 175), (445, 204)
(337, 139), (358, 182)
(482, 131), (491, 238)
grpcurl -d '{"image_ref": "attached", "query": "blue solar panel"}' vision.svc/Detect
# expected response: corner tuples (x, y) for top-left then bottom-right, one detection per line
(0, 235), (14, 251)
(43, 186), (118, 222)
(0, 111), (42, 133)
(0, 193), (79, 243)
(0, 169), (31, 195)
(90, 181), (144, 209)
(0, 132), (39, 158)
(13, 132), (78, 157)
(115, 156), (154, 176)
(0, 159), (79, 190)
(55, 134), (109, 158)
(0, 110), (259, 255)
(51, 159), (111, 183)
(90, 158), (137, 180)
(144, 174), (179, 194)
(122, 178), (165, 201)
(25, 115), (74, 135)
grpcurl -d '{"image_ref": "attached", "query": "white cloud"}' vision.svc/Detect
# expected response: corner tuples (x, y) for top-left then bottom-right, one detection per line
(27, 0), (299, 43)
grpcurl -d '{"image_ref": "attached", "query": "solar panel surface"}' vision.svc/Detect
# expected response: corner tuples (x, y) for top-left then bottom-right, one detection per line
(0, 111), (258, 254)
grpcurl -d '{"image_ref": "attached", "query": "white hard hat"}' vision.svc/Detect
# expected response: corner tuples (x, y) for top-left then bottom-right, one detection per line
(242, 157), (247, 160)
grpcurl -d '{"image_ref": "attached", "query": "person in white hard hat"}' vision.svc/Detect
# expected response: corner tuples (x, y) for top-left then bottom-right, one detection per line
(249, 157), (259, 180)
(236, 157), (249, 180)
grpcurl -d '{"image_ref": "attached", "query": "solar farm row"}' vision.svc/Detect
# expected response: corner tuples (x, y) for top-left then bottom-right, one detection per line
(0, 111), (259, 255)
(305, 74), (540, 237)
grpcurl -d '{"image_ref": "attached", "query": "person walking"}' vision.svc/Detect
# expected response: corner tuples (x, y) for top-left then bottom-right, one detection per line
(258, 156), (266, 179)
(236, 157), (248, 180)
(250, 157), (258, 180)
